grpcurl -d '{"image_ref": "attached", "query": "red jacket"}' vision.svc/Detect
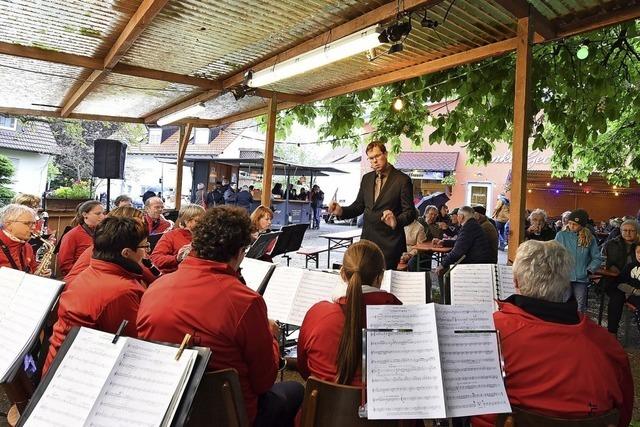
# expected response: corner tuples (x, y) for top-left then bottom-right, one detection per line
(150, 228), (191, 273)
(472, 301), (634, 427)
(43, 259), (145, 375)
(144, 214), (172, 235)
(65, 245), (158, 286)
(297, 291), (402, 386)
(56, 225), (93, 277)
(0, 230), (36, 273)
(137, 256), (279, 423)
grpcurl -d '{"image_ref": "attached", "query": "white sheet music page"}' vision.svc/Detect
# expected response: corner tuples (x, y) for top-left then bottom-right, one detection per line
(240, 257), (274, 293)
(262, 266), (304, 323)
(86, 338), (198, 427)
(0, 267), (25, 321)
(287, 270), (340, 326)
(434, 304), (510, 418)
(496, 265), (515, 299)
(0, 274), (63, 381)
(365, 305), (446, 419)
(450, 264), (496, 305)
(382, 270), (426, 305)
(24, 328), (125, 427)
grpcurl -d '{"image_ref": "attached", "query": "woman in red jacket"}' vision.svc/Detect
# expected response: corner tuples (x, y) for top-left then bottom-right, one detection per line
(150, 203), (204, 273)
(44, 216), (149, 375)
(56, 200), (105, 277)
(0, 204), (38, 273)
(65, 206), (161, 286)
(137, 206), (303, 427)
(297, 240), (402, 386)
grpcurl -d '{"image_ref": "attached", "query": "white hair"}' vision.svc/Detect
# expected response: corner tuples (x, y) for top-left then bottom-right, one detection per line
(528, 208), (547, 222)
(0, 204), (36, 227)
(425, 205), (438, 214)
(513, 240), (572, 303)
(621, 219), (639, 233)
(458, 206), (475, 221)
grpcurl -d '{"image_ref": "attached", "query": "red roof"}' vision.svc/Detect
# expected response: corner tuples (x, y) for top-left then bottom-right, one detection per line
(394, 152), (458, 171)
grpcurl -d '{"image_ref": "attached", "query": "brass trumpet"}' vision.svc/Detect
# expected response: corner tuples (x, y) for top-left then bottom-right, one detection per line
(32, 233), (55, 276)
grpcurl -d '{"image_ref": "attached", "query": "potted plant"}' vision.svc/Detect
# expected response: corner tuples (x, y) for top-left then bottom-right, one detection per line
(45, 181), (93, 211)
(441, 174), (456, 195)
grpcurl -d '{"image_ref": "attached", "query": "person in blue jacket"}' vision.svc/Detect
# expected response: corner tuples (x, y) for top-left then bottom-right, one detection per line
(555, 209), (603, 312)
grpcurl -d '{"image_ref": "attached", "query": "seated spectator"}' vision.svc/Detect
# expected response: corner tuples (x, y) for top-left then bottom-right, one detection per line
(401, 214), (428, 271)
(613, 242), (640, 334)
(143, 196), (171, 235)
(419, 205), (445, 241)
(525, 208), (556, 241)
(443, 207), (460, 238)
(44, 217), (148, 375)
(137, 206), (303, 427)
(298, 240), (402, 385)
(602, 219), (638, 334)
(473, 206), (498, 262)
(555, 209), (602, 313)
(434, 206), (492, 276)
(151, 203), (204, 273)
(436, 204), (451, 225)
(472, 240), (633, 427)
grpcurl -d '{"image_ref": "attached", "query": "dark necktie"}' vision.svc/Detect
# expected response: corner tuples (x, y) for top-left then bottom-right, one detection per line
(374, 173), (384, 201)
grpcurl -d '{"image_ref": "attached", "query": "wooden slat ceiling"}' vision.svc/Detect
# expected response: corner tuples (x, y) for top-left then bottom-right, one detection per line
(0, 0), (638, 124)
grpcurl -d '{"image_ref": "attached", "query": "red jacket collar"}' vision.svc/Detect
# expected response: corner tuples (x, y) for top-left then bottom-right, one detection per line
(178, 255), (239, 277)
(0, 230), (25, 247)
(88, 258), (144, 281)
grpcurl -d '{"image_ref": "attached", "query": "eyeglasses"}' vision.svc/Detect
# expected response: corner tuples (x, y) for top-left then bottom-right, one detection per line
(367, 153), (385, 162)
(137, 243), (151, 251)
(11, 220), (36, 227)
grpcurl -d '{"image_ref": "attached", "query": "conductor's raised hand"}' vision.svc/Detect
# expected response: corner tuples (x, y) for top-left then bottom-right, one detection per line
(381, 210), (397, 229)
(328, 201), (343, 217)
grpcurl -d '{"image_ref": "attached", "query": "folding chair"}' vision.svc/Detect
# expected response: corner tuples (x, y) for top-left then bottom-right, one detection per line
(299, 376), (410, 427)
(186, 368), (249, 427)
(496, 406), (619, 427)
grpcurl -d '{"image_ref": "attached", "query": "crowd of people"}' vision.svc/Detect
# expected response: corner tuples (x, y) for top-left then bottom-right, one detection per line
(0, 142), (638, 426)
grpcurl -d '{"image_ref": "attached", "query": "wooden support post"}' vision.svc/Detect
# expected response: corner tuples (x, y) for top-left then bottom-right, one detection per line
(261, 94), (277, 207)
(508, 16), (534, 263)
(175, 123), (193, 211)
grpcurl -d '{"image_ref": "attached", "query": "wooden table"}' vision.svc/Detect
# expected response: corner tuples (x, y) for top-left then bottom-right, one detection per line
(413, 240), (452, 272)
(319, 229), (362, 268)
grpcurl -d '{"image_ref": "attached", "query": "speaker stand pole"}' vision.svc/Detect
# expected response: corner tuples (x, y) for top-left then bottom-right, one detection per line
(106, 178), (111, 213)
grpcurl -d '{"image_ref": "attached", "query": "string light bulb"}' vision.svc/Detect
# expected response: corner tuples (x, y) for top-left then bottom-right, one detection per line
(393, 97), (404, 111)
(577, 44), (589, 60)
(545, 182), (551, 187)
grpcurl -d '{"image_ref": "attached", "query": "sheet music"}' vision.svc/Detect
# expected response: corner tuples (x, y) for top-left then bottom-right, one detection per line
(262, 266), (305, 323)
(86, 338), (198, 427)
(450, 264), (496, 305)
(0, 274), (63, 381)
(496, 265), (515, 299)
(381, 270), (426, 305)
(365, 305), (446, 419)
(240, 257), (275, 293)
(0, 267), (24, 321)
(24, 328), (125, 427)
(434, 304), (511, 417)
(288, 270), (340, 326)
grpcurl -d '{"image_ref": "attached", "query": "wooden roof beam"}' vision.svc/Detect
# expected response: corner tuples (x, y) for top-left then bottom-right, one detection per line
(60, 70), (107, 117)
(0, 107), (146, 123)
(556, 4), (640, 39)
(491, 0), (556, 41)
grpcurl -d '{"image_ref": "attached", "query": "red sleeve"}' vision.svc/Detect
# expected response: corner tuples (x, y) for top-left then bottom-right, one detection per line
(297, 315), (311, 380)
(64, 246), (92, 284)
(150, 233), (179, 272)
(617, 352), (634, 427)
(57, 229), (77, 277)
(140, 265), (158, 286)
(97, 290), (142, 339)
(235, 298), (278, 395)
(25, 244), (37, 273)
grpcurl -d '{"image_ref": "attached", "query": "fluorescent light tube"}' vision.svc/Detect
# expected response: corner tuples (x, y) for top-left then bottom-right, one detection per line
(157, 103), (207, 126)
(247, 25), (382, 88)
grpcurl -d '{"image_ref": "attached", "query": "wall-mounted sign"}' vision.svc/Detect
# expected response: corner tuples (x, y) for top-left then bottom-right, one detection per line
(407, 170), (445, 180)
(491, 150), (551, 166)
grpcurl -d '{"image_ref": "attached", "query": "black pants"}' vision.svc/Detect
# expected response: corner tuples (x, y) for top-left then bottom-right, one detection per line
(254, 381), (304, 427)
(606, 279), (640, 333)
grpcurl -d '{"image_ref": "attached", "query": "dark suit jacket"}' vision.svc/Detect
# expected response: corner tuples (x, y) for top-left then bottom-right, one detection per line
(340, 165), (416, 269)
(441, 218), (492, 269)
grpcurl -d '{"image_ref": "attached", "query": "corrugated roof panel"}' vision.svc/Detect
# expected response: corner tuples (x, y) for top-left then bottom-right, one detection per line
(200, 94), (268, 121)
(0, 0), (144, 57)
(120, 0), (388, 78)
(73, 73), (200, 117)
(0, 54), (84, 109)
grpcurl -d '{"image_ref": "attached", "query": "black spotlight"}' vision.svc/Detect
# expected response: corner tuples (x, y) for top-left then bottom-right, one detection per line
(386, 20), (412, 43)
(420, 10), (439, 29)
(388, 43), (404, 54)
(231, 85), (249, 101)
(378, 28), (389, 44)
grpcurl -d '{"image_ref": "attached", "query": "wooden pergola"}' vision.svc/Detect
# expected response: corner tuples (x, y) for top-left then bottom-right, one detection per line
(0, 0), (638, 260)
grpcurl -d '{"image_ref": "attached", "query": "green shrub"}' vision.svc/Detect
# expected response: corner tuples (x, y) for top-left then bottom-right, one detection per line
(51, 181), (91, 199)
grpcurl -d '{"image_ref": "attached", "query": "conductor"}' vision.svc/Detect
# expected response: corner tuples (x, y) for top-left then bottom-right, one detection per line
(328, 141), (416, 270)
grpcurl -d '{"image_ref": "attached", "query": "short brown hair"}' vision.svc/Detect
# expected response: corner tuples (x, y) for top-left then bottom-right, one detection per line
(192, 206), (252, 263)
(365, 140), (387, 154)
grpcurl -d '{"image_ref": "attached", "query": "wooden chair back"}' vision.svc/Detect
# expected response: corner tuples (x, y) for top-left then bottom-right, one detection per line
(496, 407), (619, 427)
(186, 368), (249, 427)
(299, 376), (406, 427)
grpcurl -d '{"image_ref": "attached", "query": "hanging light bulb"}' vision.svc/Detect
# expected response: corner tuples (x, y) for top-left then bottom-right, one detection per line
(393, 97), (404, 111)
(576, 44), (589, 60)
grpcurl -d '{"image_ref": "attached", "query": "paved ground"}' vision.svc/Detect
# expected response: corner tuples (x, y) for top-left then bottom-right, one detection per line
(1, 223), (638, 425)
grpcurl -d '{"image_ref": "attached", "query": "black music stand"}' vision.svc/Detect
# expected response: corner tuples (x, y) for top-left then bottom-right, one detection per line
(246, 231), (281, 259)
(269, 223), (309, 265)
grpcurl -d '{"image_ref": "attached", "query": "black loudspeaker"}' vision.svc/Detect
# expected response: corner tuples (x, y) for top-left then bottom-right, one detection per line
(93, 139), (126, 179)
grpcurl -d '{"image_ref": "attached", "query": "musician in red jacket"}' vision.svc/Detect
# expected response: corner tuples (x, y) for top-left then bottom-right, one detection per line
(43, 216), (149, 376)
(150, 203), (204, 273)
(64, 206), (161, 285)
(0, 204), (38, 273)
(471, 240), (633, 427)
(298, 240), (402, 386)
(144, 196), (172, 235)
(137, 206), (303, 427)
(56, 200), (105, 277)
